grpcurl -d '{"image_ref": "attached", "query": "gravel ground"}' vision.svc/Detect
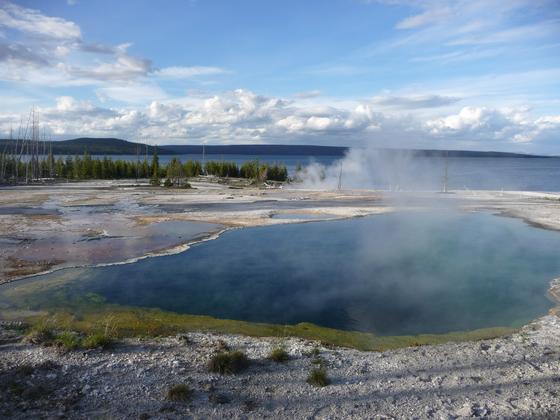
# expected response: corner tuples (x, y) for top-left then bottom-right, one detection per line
(2, 314), (560, 419)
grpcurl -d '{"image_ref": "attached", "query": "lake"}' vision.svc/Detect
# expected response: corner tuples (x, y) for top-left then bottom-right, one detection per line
(49, 154), (560, 191)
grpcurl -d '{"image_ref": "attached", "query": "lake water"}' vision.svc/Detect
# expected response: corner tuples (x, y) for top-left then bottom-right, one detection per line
(4, 211), (560, 336)
(58, 154), (560, 191)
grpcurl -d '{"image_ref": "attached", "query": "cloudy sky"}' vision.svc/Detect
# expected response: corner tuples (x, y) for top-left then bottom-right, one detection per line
(0, 0), (559, 153)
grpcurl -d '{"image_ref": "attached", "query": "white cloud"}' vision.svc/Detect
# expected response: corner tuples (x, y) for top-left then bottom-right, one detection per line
(396, 6), (453, 29)
(0, 2), (81, 40)
(367, 0), (560, 67)
(0, 42), (50, 66)
(294, 90), (322, 99)
(155, 66), (228, 79)
(65, 54), (153, 81)
(96, 84), (168, 104)
(0, 2), (228, 88)
(1, 90), (558, 153)
(448, 20), (560, 46)
(425, 106), (560, 147)
(371, 94), (461, 109)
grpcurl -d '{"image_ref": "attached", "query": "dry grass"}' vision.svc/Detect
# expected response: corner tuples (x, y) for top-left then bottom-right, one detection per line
(166, 384), (192, 402)
(208, 351), (249, 374)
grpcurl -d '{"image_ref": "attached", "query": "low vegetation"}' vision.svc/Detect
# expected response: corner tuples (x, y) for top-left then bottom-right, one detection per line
(24, 323), (112, 350)
(208, 350), (250, 374)
(166, 384), (192, 402)
(25, 325), (55, 346)
(82, 332), (113, 349)
(307, 367), (330, 387)
(13, 294), (515, 352)
(54, 331), (81, 350)
(268, 347), (290, 363)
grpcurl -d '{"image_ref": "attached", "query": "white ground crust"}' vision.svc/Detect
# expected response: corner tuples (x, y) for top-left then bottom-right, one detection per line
(1, 315), (560, 419)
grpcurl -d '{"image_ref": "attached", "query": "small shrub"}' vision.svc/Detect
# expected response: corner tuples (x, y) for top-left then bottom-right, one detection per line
(163, 178), (173, 187)
(82, 332), (112, 349)
(268, 347), (289, 363)
(166, 384), (192, 402)
(55, 331), (81, 350)
(208, 350), (249, 374)
(307, 367), (330, 387)
(25, 326), (54, 346)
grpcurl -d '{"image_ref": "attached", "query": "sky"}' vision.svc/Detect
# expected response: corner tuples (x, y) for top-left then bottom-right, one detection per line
(0, 0), (559, 153)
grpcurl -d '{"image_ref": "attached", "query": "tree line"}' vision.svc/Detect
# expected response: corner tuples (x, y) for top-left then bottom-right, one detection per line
(0, 150), (288, 184)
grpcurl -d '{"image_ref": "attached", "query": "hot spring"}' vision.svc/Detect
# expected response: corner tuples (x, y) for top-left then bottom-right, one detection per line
(2, 211), (560, 336)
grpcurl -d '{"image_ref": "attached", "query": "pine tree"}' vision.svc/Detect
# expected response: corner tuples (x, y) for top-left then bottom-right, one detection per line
(150, 148), (160, 186)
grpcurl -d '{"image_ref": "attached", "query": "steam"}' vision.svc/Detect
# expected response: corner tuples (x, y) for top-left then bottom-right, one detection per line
(296, 147), (448, 191)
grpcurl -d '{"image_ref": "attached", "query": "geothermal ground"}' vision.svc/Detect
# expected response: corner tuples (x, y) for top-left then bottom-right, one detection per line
(1, 178), (559, 285)
(1, 315), (560, 419)
(1, 179), (560, 418)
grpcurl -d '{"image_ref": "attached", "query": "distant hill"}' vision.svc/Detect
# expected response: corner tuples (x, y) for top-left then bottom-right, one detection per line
(388, 149), (547, 158)
(0, 138), (349, 156)
(0, 137), (165, 155)
(160, 144), (349, 156)
(0, 137), (552, 158)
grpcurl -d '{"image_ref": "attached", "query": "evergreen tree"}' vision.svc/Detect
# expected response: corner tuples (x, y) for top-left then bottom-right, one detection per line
(150, 148), (160, 186)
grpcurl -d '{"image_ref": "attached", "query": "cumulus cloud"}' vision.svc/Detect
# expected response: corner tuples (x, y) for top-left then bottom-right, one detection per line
(2, 90), (558, 153)
(425, 106), (560, 147)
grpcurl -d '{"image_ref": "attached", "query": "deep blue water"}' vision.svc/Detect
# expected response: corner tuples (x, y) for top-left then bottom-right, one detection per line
(5, 211), (560, 335)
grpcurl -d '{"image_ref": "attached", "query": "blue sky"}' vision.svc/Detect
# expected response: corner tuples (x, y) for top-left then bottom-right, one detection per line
(1, 0), (559, 153)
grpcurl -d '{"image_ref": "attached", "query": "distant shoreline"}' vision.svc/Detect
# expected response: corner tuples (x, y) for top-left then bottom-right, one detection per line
(0, 137), (555, 158)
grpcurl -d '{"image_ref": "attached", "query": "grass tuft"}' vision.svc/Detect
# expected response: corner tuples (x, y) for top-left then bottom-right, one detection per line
(54, 331), (81, 350)
(166, 384), (192, 402)
(25, 325), (55, 346)
(82, 332), (112, 349)
(268, 347), (289, 363)
(307, 367), (330, 387)
(208, 350), (249, 374)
